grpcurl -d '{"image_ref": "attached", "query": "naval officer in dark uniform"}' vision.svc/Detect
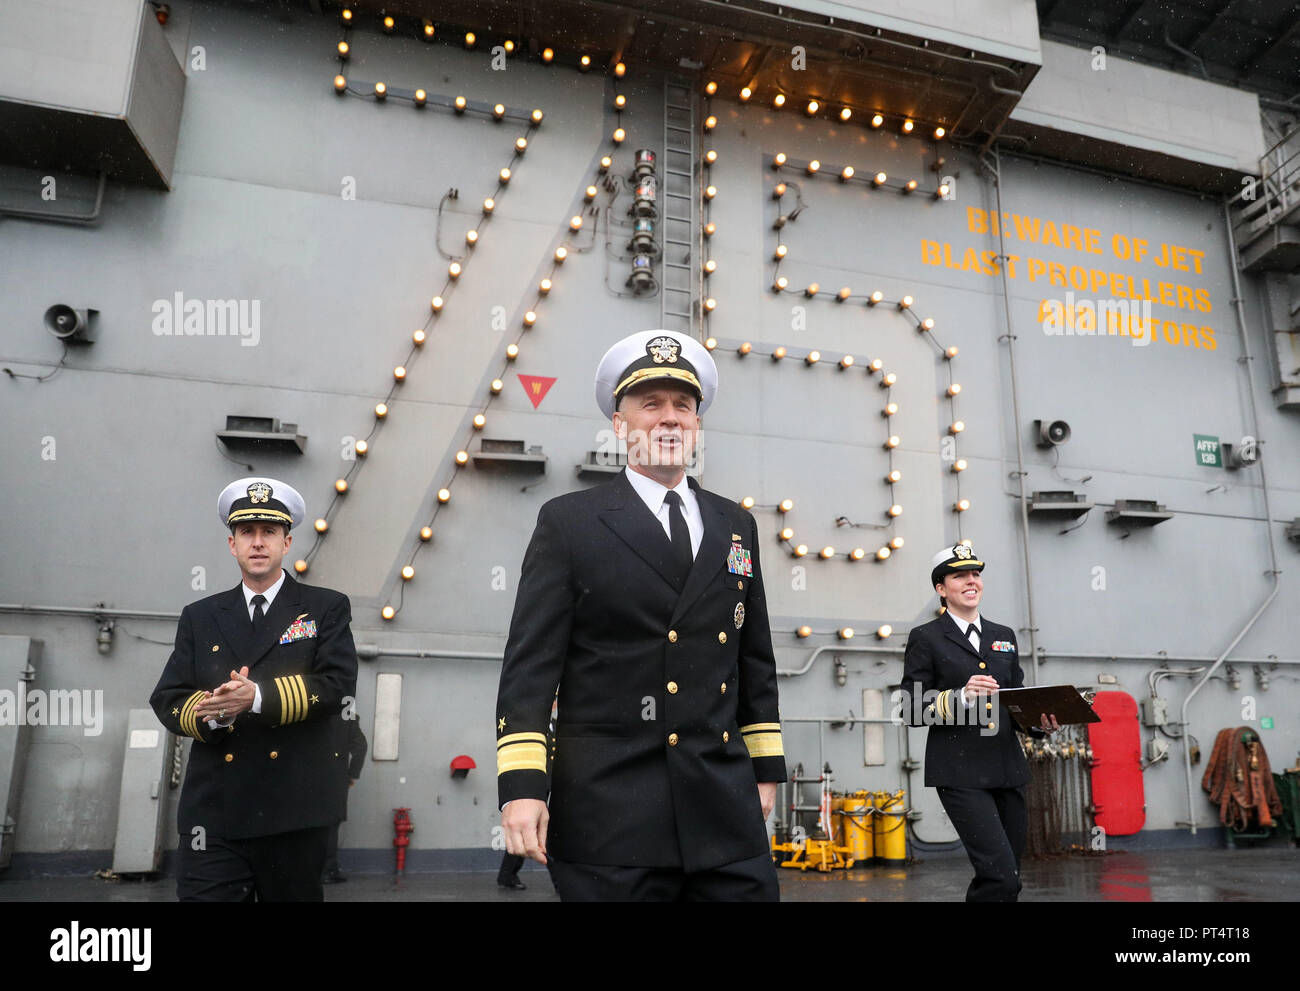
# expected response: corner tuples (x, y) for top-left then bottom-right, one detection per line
(496, 330), (786, 901)
(901, 543), (1057, 902)
(150, 477), (359, 901)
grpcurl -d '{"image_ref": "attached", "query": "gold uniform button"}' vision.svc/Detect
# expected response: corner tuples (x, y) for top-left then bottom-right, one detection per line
(667, 681), (679, 694)
(985, 702), (993, 711)
(987, 722), (995, 731)
(269, 751), (279, 759)
(737, 580), (743, 590)
(723, 731), (730, 743)
(978, 662), (987, 670)
(668, 733), (679, 746)
(224, 753), (234, 763)
(718, 631), (727, 644)
(668, 630), (678, 643)
(720, 682), (727, 694)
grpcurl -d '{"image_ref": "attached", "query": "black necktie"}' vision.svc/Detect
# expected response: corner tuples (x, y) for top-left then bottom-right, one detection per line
(967, 625), (980, 652)
(663, 491), (693, 579)
(251, 594), (267, 632)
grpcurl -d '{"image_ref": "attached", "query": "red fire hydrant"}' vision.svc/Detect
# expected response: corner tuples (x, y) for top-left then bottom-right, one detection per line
(393, 807), (414, 873)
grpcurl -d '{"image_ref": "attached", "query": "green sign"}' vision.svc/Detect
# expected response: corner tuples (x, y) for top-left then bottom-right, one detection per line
(1194, 434), (1221, 467)
(1261, 717), (1274, 730)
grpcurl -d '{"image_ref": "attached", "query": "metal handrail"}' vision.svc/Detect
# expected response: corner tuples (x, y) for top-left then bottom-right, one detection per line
(1227, 125), (1300, 242)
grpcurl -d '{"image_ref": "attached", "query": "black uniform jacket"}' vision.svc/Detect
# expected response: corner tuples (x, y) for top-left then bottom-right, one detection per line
(150, 575), (359, 839)
(495, 471), (787, 872)
(900, 612), (1032, 789)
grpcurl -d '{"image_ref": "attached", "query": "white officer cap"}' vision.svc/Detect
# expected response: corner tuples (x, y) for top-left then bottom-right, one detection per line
(594, 330), (718, 420)
(929, 542), (984, 587)
(218, 477), (306, 531)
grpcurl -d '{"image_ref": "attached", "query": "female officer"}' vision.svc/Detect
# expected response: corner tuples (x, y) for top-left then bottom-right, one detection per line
(901, 543), (1057, 902)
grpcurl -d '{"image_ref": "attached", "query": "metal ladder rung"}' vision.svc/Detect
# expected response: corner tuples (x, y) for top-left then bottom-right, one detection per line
(662, 77), (696, 340)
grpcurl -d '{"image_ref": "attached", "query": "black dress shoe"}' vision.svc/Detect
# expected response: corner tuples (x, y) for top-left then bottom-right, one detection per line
(497, 876), (526, 890)
(323, 871), (347, 884)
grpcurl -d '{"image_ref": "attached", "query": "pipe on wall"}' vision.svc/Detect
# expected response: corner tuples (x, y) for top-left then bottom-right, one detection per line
(978, 147), (1041, 684)
(1177, 198), (1283, 834)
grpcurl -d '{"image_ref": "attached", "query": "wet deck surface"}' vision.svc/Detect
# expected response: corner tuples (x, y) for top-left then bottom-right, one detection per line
(3, 846), (1295, 901)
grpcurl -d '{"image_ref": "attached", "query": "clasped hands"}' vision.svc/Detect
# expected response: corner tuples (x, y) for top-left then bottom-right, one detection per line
(964, 674), (1061, 733)
(193, 665), (257, 723)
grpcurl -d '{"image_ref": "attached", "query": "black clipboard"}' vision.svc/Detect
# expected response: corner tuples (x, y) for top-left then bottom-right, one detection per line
(997, 686), (1101, 732)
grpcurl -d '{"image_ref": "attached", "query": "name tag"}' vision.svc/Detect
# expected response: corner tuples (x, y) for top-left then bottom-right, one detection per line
(279, 619), (318, 644)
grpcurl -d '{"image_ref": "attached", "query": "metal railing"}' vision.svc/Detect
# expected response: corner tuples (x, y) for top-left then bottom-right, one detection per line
(1228, 126), (1300, 253)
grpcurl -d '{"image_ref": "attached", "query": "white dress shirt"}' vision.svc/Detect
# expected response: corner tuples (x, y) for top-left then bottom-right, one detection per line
(207, 569), (285, 727)
(953, 613), (982, 707)
(242, 568), (287, 619)
(624, 468), (703, 559)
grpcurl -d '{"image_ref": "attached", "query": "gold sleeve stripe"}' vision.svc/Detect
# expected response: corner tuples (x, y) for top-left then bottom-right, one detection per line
(275, 677), (291, 724)
(497, 731), (548, 749)
(497, 741), (548, 775)
(742, 731), (784, 759)
(275, 675), (309, 725)
(180, 691), (206, 740)
(290, 674), (308, 723)
(739, 722), (782, 734)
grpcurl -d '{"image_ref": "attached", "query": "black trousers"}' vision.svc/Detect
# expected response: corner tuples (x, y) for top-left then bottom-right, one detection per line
(323, 821), (342, 875)
(547, 851), (779, 902)
(176, 826), (330, 902)
(498, 852), (524, 884)
(936, 785), (1027, 902)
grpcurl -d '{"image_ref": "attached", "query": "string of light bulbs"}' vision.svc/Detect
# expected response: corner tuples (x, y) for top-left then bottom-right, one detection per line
(690, 81), (966, 644)
(376, 78), (632, 621)
(294, 32), (543, 585)
(693, 78), (968, 570)
(734, 82), (949, 143)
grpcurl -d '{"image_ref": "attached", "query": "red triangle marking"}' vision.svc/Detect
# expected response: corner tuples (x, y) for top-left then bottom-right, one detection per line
(517, 374), (557, 409)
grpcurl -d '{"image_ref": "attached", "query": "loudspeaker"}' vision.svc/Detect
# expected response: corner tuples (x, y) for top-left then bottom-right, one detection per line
(43, 305), (98, 344)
